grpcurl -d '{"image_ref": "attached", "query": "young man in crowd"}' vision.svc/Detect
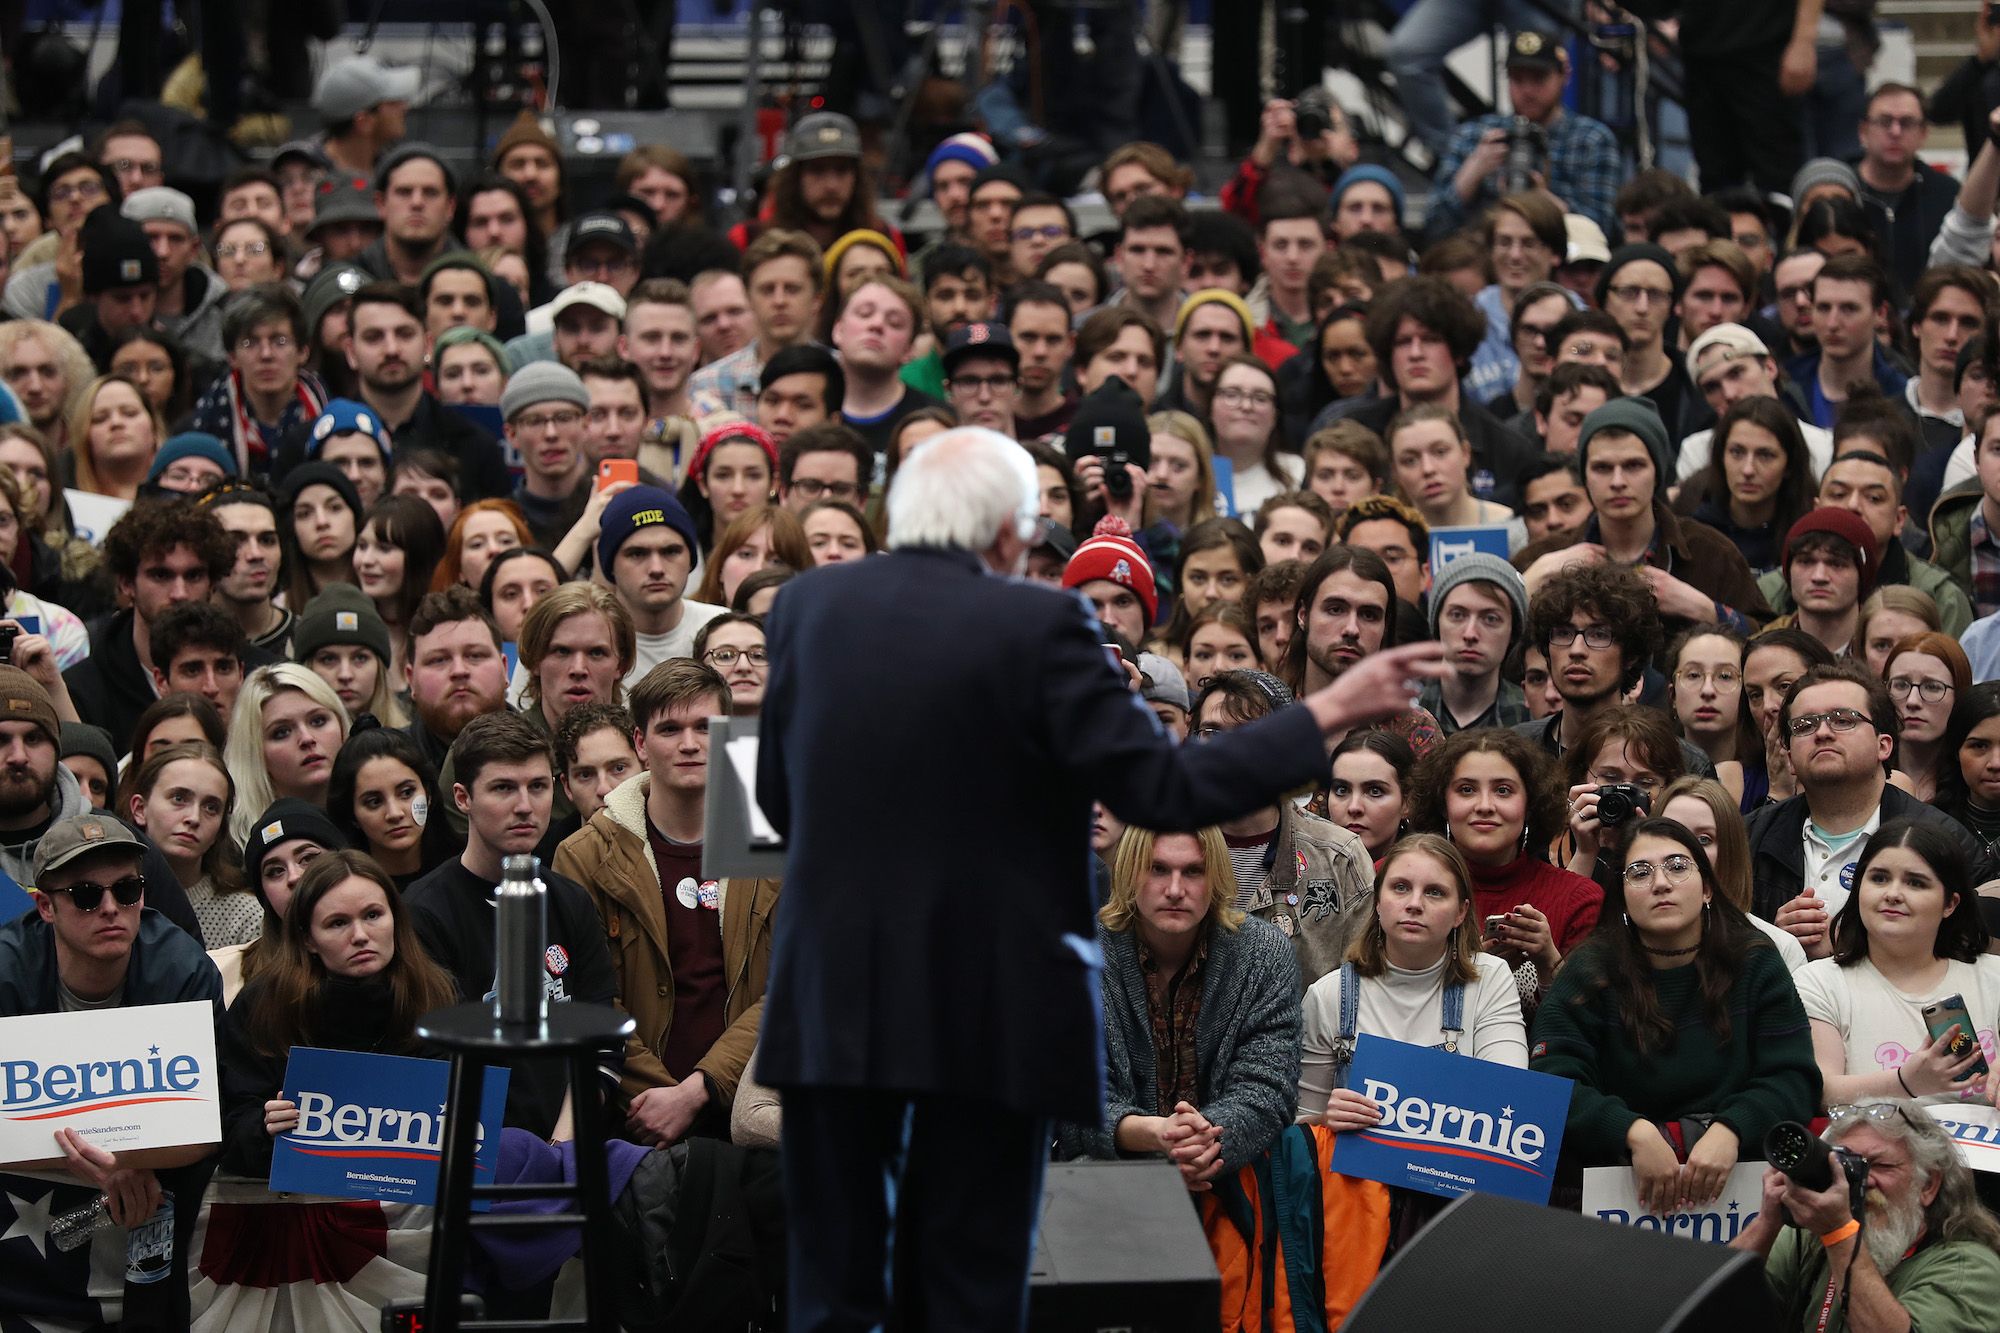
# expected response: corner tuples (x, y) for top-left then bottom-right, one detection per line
(1596, 244), (1701, 440)
(200, 483), (293, 652)
(1060, 517), (1157, 647)
(1531, 362), (1618, 455)
(1109, 196), (1190, 339)
(123, 186), (227, 362)
(1073, 307), (1165, 410)
(144, 601), (258, 718)
(1334, 495), (1430, 633)
(314, 53), (418, 176)
(690, 269), (755, 366)
(1854, 82), (1959, 295)
(1674, 240), (1757, 354)
(579, 358), (658, 474)
(1164, 290), (1253, 422)
(1770, 248), (1825, 363)
(419, 252), (498, 340)
(754, 345), (843, 449)
(940, 322), (1020, 439)
(95, 120), (166, 196)
(1417, 553), (1531, 735)
(1768, 508), (1878, 657)
(555, 700), (639, 823)
(64, 213), (159, 371)
(1007, 194), (1075, 281)
(344, 282), (510, 494)
(189, 286), (325, 478)
(543, 283), (626, 372)
(777, 422), (871, 513)
(407, 711), (621, 1137)
(501, 362), (593, 546)
(1794, 255), (1906, 428)
(1807, 444), (1973, 634)
(63, 502), (234, 752)
(833, 278), (940, 455)
(963, 167), (1025, 286)
(1249, 561), (1307, 672)
(1467, 191), (1568, 405)
(689, 230), (824, 419)
(1904, 266), (1994, 454)
(1186, 669), (1373, 984)
(357, 144), (460, 285)
(1750, 663), (1991, 937)
(622, 280), (701, 476)
(900, 244), (993, 399)
(1006, 280), (1077, 439)
(598, 486), (722, 684)
(1282, 544), (1439, 753)
(400, 587), (512, 772)
(1252, 186), (1325, 352)
(1518, 453), (1592, 543)
(555, 660), (778, 1145)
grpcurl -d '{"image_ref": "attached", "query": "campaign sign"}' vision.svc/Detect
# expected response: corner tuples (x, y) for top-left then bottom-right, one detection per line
(1583, 1162), (1770, 1244)
(270, 1047), (509, 1205)
(0, 1001), (220, 1162)
(1921, 1103), (2000, 1174)
(1327, 1035), (1573, 1205)
(1428, 524), (1512, 573)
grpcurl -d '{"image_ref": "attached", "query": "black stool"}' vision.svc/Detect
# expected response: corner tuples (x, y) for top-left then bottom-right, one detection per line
(418, 1000), (637, 1332)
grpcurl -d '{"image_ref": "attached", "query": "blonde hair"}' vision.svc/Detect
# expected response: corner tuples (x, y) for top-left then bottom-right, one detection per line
(66, 375), (165, 496)
(517, 583), (637, 712)
(1858, 585), (1941, 643)
(224, 664), (351, 847)
(0, 321), (94, 431)
(1657, 777), (1753, 913)
(1099, 825), (1244, 933)
(1347, 833), (1480, 983)
(1145, 409), (1219, 526)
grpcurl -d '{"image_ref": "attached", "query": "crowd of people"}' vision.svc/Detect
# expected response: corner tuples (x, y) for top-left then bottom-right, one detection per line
(5, 14), (2000, 1329)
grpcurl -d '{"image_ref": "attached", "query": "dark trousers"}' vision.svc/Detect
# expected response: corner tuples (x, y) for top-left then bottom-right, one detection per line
(1212, 0), (1334, 154)
(1683, 45), (1804, 196)
(782, 1086), (1050, 1333)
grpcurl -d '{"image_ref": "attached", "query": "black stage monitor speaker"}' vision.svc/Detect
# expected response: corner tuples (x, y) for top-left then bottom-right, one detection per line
(1029, 1161), (1219, 1332)
(1345, 1192), (1774, 1333)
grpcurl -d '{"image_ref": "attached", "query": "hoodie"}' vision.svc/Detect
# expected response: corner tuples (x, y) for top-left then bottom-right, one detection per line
(0, 762), (202, 940)
(159, 265), (230, 364)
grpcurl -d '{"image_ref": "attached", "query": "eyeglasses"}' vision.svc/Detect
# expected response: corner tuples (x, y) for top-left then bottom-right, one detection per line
(1888, 677), (1953, 703)
(1622, 854), (1697, 887)
(515, 408), (584, 432)
(704, 646), (767, 668)
(1785, 707), (1872, 739)
(50, 179), (106, 207)
(1675, 666), (1741, 690)
(570, 255), (636, 277)
(1827, 1102), (1922, 1134)
(787, 478), (859, 502)
(1214, 386), (1276, 409)
(1865, 115), (1923, 133)
(235, 334), (294, 354)
(1011, 224), (1069, 243)
(1548, 623), (1615, 649)
(44, 874), (146, 912)
(217, 241), (272, 261)
(1606, 284), (1673, 306)
(106, 159), (164, 182)
(948, 373), (1018, 396)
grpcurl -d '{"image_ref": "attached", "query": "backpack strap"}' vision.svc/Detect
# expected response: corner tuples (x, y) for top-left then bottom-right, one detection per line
(1330, 961), (1359, 1088)
(1439, 979), (1466, 1054)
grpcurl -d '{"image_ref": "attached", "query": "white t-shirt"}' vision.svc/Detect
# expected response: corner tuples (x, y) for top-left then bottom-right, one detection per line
(1794, 954), (2000, 1106)
(1226, 453), (1304, 520)
(1751, 915), (1811, 972)
(1297, 952), (1525, 1117)
(624, 599), (725, 689)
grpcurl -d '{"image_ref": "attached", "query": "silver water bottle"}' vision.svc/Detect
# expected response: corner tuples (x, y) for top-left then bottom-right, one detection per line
(495, 854), (548, 1027)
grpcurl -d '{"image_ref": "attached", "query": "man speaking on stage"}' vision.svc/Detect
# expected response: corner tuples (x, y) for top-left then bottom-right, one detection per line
(755, 426), (1446, 1331)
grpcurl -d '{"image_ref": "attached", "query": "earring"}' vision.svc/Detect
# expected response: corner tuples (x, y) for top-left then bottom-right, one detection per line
(1622, 912), (1631, 929)
(1520, 825), (1531, 852)
(1447, 926), (1460, 954)
(1444, 823), (1454, 842)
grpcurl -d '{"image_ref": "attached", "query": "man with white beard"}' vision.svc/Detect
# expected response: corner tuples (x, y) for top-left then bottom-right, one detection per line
(1730, 1098), (2000, 1327)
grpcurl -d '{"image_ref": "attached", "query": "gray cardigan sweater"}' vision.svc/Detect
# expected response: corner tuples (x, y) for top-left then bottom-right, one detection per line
(1058, 914), (1302, 1176)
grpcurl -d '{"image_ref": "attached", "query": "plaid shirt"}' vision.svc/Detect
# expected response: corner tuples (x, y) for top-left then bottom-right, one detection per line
(1429, 109), (1619, 235)
(687, 343), (766, 421)
(1140, 930), (1208, 1116)
(1970, 504), (2000, 620)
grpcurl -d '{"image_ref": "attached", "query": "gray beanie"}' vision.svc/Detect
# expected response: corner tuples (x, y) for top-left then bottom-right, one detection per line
(1428, 552), (1529, 647)
(1790, 157), (1860, 206)
(1576, 396), (1671, 481)
(499, 361), (589, 423)
(1136, 653), (1189, 712)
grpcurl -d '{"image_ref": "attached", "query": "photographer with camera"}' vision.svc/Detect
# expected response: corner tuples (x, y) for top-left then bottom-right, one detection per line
(1729, 1100), (2000, 1330)
(1218, 95), (1361, 229)
(1558, 704), (1687, 882)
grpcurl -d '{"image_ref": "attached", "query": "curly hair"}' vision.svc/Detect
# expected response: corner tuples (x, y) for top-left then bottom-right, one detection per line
(1561, 703), (1688, 793)
(1527, 561), (1659, 692)
(1364, 276), (1486, 390)
(102, 497), (236, 585)
(1405, 727), (1568, 854)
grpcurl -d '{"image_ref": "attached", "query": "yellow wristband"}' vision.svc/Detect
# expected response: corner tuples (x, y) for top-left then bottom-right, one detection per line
(1819, 1220), (1860, 1247)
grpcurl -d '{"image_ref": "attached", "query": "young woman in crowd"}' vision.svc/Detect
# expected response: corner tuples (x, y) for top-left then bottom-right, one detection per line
(280, 463), (363, 612)
(1793, 820), (2000, 1110)
(694, 612), (768, 713)
(694, 504), (809, 606)
(1942, 682), (2000, 858)
(431, 327), (512, 408)
(66, 375), (164, 500)
(214, 801), (349, 1000)
(108, 326), (193, 427)
(1298, 306), (1377, 441)
(1406, 729), (1602, 1011)
(1025, 440), (1078, 535)
(1742, 627), (1839, 808)
(295, 587), (406, 728)
(0, 469), (87, 665)
(1668, 628), (1751, 798)
(1036, 241), (1109, 317)
(433, 498), (533, 593)
(799, 500), (875, 566)
(1680, 398), (1817, 575)
(1145, 411), (1220, 533)
(680, 421), (779, 555)
(1166, 517), (1262, 640)
(1175, 602), (1258, 693)
(1531, 819), (1819, 1216)
(127, 741), (260, 950)
(1883, 632), (1972, 805)
(1658, 777), (1809, 971)
(480, 546), (566, 645)
(870, 407), (961, 539)
(392, 447), (464, 533)
(122, 693), (226, 793)
(354, 496), (448, 675)
(213, 216), (286, 291)
(1560, 704), (1691, 878)
(1858, 586), (1942, 679)
(1209, 357), (1302, 517)
(1298, 834), (1526, 1123)
(225, 664), (351, 846)
(328, 728), (457, 890)
(1328, 730), (1415, 864)
(1251, 491), (1333, 568)
(1386, 405), (1524, 552)
(1794, 196), (1882, 262)
(731, 565), (793, 617)
(0, 422), (101, 611)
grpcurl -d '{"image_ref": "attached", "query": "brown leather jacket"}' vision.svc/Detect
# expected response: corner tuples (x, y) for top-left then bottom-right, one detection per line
(553, 772), (779, 1106)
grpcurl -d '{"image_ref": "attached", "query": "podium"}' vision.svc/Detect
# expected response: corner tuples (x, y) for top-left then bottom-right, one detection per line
(703, 716), (786, 880)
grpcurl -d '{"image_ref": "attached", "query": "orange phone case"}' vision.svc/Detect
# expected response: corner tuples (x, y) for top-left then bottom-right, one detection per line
(597, 458), (639, 490)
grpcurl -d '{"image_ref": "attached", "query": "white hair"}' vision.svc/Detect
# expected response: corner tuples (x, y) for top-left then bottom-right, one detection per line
(885, 427), (1039, 551)
(224, 663), (351, 848)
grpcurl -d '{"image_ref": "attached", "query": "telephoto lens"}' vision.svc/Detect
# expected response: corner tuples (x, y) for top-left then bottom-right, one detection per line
(1764, 1121), (1837, 1192)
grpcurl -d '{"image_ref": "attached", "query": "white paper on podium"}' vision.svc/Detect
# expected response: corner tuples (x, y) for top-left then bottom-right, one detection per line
(724, 736), (781, 844)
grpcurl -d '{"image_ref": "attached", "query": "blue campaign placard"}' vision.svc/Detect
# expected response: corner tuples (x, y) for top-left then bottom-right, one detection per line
(1429, 524), (1513, 572)
(1327, 1035), (1573, 1205)
(270, 1047), (510, 1205)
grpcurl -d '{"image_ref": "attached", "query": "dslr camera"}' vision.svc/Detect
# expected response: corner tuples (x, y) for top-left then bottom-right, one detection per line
(1503, 115), (1548, 194)
(1594, 783), (1649, 828)
(1294, 87), (1336, 142)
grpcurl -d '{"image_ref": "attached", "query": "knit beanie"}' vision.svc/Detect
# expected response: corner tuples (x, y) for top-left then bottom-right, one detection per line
(146, 431), (238, 484)
(1062, 376), (1152, 476)
(0, 666), (60, 746)
(1062, 514), (1158, 623)
(687, 421), (780, 482)
(373, 141), (456, 195)
(499, 361), (590, 423)
(242, 798), (348, 897)
(58, 722), (116, 789)
(292, 583), (393, 667)
(1330, 164), (1407, 222)
(302, 262), (369, 337)
(308, 399), (393, 463)
(1174, 288), (1256, 345)
(1784, 506), (1881, 598)
(1790, 157), (1861, 206)
(924, 132), (999, 186)
(280, 461), (365, 525)
(1593, 243), (1683, 309)
(970, 163), (1031, 198)
(81, 212), (158, 295)
(822, 229), (907, 282)
(433, 324), (516, 376)
(493, 110), (560, 170)
(1576, 396), (1671, 481)
(597, 485), (700, 575)
(1428, 552), (1529, 646)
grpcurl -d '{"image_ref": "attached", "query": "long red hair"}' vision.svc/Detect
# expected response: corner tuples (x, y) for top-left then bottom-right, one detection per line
(432, 498), (536, 592)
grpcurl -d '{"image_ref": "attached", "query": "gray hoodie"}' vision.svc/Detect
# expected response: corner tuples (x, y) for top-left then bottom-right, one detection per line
(160, 266), (230, 363)
(0, 760), (88, 889)
(0, 763), (203, 942)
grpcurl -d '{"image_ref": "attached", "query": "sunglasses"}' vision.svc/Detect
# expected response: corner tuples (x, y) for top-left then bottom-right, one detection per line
(44, 874), (145, 912)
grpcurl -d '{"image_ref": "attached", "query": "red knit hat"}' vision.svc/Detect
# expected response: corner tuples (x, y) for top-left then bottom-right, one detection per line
(1783, 506), (1881, 598)
(689, 421), (780, 482)
(1062, 515), (1157, 622)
